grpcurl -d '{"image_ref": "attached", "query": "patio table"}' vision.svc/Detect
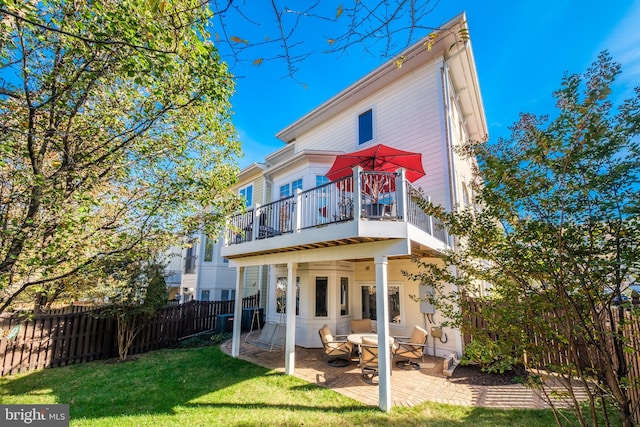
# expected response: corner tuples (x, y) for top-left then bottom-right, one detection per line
(347, 333), (395, 346)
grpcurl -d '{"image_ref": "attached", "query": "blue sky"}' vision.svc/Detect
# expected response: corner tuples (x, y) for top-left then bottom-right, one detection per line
(215, 1), (640, 170)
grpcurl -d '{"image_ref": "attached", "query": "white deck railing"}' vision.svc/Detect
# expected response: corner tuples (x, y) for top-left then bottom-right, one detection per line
(226, 168), (446, 246)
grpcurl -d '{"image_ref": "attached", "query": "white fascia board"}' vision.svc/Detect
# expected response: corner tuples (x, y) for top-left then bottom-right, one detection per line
(275, 12), (468, 144)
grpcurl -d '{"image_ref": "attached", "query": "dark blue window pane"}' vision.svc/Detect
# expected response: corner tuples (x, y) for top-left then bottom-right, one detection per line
(358, 110), (373, 144)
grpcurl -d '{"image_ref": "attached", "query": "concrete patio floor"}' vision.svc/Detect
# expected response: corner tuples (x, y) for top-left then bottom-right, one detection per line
(221, 336), (567, 410)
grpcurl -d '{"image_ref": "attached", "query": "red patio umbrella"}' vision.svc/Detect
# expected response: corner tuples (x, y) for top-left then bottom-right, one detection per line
(326, 144), (426, 182)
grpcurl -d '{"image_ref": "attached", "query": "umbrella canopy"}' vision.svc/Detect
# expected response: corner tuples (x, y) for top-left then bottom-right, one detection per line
(326, 144), (426, 182)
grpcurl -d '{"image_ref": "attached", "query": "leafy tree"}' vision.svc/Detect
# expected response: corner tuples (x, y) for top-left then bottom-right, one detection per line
(95, 256), (169, 361)
(408, 53), (640, 426)
(0, 0), (244, 312)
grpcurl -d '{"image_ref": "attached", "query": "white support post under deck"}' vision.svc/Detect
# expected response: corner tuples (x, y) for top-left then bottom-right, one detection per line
(284, 261), (297, 375)
(375, 256), (392, 412)
(231, 266), (245, 357)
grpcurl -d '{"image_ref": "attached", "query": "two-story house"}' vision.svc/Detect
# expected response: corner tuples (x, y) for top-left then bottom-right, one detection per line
(222, 12), (487, 410)
(167, 235), (253, 303)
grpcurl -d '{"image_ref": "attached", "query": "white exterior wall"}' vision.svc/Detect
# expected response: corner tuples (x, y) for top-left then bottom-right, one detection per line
(292, 60), (449, 207)
(197, 237), (235, 300)
(444, 70), (478, 213)
(224, 27), (486, 361)
(353, 258), (457, 358)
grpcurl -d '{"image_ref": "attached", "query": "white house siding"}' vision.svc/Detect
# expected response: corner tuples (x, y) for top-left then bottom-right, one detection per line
(252, 175), (267, 207)
(243, 265), (261, 299)
(196, 239), (236, 300)
(223, 21), (487, 366)
(292, 59), (450, 208)
(444, 72), (478, 213)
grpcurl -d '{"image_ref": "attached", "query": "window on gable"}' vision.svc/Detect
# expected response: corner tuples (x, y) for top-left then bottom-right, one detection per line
(358, 109), (374, 145)
(239, 184), (253, 207)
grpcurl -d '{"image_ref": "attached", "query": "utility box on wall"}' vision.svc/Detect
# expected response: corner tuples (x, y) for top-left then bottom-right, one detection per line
(419, 284), (435, 314)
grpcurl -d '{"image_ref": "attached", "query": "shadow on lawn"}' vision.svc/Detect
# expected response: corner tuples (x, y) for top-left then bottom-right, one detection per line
(0, 346), (410, 420)
(0, 345), (560, 426)
(0, 346), (296, 421)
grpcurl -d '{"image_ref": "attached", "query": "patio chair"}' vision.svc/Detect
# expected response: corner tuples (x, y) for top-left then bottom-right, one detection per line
(318, 324), (352, 367)
(359, 336), (379, 383)
(350, 319), (373, 333)
(393, 325), (428, 370)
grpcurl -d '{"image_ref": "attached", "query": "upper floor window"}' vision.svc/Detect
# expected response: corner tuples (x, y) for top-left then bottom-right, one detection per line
(221, 289), (236, 301)
(239, 184), (253, 207)
(279, 183), (290, 199)
(358, 109), (374, 145)
(292, 178), (303, 193)
(279, 178), (302, 199)
(316, 175), (329, 187)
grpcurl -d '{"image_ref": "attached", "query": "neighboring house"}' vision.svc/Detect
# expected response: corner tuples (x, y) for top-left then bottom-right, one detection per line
(221, 12), (486, 410)
(164, 245), (183, 300)
(167, 233), (248, 303)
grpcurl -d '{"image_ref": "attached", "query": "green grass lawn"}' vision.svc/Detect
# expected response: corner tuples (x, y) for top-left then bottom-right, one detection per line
(0, 340), (566, 426)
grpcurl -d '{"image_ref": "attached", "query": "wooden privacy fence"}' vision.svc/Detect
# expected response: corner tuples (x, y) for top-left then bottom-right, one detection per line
(0, 293), (260, 376)
(462, 296), (640, 424)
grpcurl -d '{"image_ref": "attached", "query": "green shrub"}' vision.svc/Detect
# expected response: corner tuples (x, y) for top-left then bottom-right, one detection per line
(461, 338), (518, 374)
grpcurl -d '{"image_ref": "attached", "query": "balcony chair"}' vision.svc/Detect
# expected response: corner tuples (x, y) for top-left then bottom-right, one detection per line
(350, 318), (373, 333)
(359, 335), (379, 383)
(318, 324), (352, 367)
(393, 325), (428, 370)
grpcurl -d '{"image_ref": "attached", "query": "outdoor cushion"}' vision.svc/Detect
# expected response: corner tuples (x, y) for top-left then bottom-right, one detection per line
(318, 324), (352, 366)
(409, 326), (428, 345)
(319, 324), (333, 343)
(351, 319), (372, 333)
(393, 326), (428, 368)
